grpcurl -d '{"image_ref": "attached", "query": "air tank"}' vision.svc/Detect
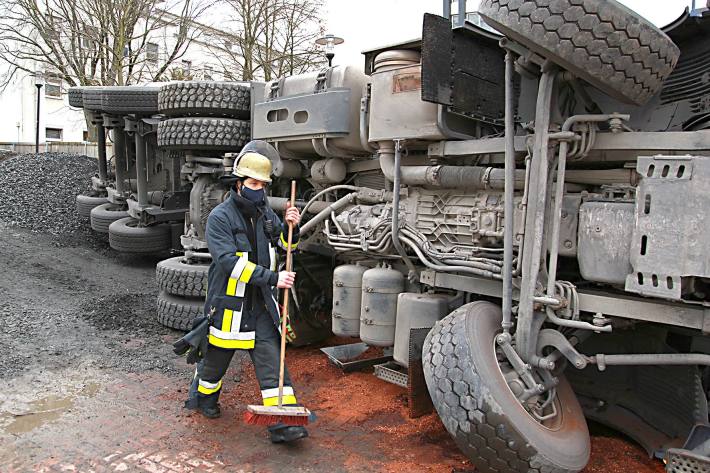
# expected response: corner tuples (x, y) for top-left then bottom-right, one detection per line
(360, 265), (405, 347)
(393, 293), (454, 367)
(332, 264), (367, 337)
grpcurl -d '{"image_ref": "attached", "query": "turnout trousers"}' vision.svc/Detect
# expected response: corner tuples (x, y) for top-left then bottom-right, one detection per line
(187, 306), (297, 409)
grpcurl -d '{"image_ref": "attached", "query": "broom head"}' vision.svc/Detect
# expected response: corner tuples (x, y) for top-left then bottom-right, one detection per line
(244, 404), (310, 426)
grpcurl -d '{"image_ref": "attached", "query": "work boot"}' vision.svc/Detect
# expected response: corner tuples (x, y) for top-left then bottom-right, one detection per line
(268, 423), (309, 443)
(184, 377), (222, 419)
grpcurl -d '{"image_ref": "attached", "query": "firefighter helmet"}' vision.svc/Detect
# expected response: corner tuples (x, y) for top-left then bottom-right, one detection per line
(233, 152), (273, 183)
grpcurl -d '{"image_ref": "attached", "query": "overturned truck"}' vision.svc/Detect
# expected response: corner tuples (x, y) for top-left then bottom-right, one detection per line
(250, 1), (710, 472)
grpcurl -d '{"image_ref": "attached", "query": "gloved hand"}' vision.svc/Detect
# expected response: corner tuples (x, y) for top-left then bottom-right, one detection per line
(278, 307), (297, 343)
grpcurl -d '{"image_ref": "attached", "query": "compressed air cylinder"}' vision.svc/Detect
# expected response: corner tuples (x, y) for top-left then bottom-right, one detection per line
(332, 264), (368, 337)
(360, 266), (405, 347)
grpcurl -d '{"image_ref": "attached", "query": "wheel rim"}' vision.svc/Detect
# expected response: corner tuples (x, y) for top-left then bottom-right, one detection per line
(493, 335), (564, 432)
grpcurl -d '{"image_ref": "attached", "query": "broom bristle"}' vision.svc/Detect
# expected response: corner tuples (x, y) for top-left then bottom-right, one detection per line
(243, 411), (309, 426)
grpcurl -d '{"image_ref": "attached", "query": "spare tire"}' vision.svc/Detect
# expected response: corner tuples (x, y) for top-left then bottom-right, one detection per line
(82, 87), (105, 112)
(156, 256), (209, 297)
(76, 194), (108, 219)
(102, 86), (160, 115)
(157, 291), (204, 331)
(108, 217), (171, 253)
(423, 301), (590, 473)
(158, 81), (250, 118)
(68, 87), (84, 108)
(157, 117), (250, 151)
(90, 202), (129, 233)
(478, 0), (680, 105)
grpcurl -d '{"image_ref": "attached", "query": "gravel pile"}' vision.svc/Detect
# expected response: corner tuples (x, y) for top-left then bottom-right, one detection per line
(0, 152), (96, 236)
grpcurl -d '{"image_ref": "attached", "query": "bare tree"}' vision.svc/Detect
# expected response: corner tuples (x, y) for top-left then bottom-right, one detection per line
(208, 0), (325, 82)
(0, 0), (211, 88)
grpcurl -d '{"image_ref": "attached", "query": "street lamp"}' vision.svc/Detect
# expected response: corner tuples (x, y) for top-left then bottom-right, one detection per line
(34, 71), (44, 154)
(315, 34), (344, 67)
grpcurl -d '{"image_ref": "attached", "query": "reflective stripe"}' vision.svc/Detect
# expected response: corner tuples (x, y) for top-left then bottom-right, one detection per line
(222, 308), (234, 332)
(210, 326), (255, 341)
(240, 261), (256, 282)
(198, 379), (222, 395)
(264, 395), (297, 406)
(227, 255), (249, 296)
(261, 387), (294, 398)
(208, 335), (254, 349)
(268, 244), (276, 272)
(279, 233), (299, 250)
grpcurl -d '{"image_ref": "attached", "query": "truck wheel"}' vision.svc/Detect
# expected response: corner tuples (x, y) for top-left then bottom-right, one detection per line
(68, 87), (84, 108)
(478, 0), (680, 105)
(422, 301), (590, 473)
(101, 86), (160, 116)
(82, 87), (105, 112)
(158, 82), (250, 118)
(156, 117), (250, 151)
(157, 291), (203, 331)
(90, 202), (129, 233)
(156, 256), (209, 297)
(76, 194), (108, 218)
(108, 217), (171, 253)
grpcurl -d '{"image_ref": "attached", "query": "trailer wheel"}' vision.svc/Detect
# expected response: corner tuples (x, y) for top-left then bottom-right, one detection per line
(422, 301), (590, 473)
(156, 117), (250, 151)
(156, 256), (209, 297)
(76, 194), (108, 219)
(478, 0), (680, 105)
(68, 87), (84, 108)
(157, 291), (203, 331)
(82, 87), (105, 112)
(90, 202), (129, 233)
(158, 81), (250, 118)
(101, 86), (160, 116)
(108, 217), (171, 253)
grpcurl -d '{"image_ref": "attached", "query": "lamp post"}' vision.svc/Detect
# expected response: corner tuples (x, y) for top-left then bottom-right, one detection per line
(315, 34), (344, 67)
(34, 71), (44, 154)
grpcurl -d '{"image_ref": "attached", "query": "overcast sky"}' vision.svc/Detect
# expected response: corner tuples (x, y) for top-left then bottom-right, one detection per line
(323, 0), (697, 69)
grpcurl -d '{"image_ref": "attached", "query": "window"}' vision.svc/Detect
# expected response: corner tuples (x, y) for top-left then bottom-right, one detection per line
(146, 42), (159, 64)
(46, 128), (63, 141)
(82, 130), (90, 141)
(181, 60), (192, 74)
(45, 73), (62, 98)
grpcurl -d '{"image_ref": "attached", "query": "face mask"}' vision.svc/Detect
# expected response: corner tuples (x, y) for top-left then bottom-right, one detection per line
(241, 185), (265, 204)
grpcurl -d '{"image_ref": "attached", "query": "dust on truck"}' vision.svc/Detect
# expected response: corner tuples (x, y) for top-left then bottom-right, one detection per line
(249, 0), (710, 472)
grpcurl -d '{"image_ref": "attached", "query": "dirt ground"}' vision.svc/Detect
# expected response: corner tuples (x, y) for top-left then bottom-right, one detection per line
(0, 221), (665, 472)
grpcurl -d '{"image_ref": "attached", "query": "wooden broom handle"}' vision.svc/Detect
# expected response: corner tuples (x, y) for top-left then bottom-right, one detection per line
(278, 180), (296, 407)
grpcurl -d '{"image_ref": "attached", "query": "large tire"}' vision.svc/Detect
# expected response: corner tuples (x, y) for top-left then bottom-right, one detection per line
(90, 202), (129, 233)
(478, 0), (680, 106)
(157, 291), (204, 331)
(157, 117), (250, 151)
(108, 217), (171, 253)
(76, 194), (108, 218)
(158, 81), (250, 118)
(68, 87), (84, 108)
(156, 256), (209, 297)
(82, 87), (105, 112)
(423, 302), (590, 473)
(102, 86), (160, 115)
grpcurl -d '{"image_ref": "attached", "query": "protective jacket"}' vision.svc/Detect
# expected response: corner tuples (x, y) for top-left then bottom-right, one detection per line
(203, 189), (300, 350)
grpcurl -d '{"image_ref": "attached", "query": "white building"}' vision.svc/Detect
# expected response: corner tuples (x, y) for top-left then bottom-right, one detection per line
(0, 12), (236, 151)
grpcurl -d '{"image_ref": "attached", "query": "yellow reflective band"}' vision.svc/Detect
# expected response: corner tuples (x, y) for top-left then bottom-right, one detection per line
(198, 379), (222, 395)
(226, 277), (238, 296)
(280, 233), (299, 249)
(208, 334), (255, 350)
(240, 261), (256, 283)
(235, 251), (243, 257)
(263, 395), (298, 406)
(222, 308), (233, 332)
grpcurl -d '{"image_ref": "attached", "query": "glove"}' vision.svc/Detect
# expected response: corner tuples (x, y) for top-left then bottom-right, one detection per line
(278, 306), (297, 343)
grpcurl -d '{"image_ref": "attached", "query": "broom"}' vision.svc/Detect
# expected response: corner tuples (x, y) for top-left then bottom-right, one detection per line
(244, 180), (310, 427)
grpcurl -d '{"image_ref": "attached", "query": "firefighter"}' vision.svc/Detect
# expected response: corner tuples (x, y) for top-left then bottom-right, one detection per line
(185, 140), (307, 444)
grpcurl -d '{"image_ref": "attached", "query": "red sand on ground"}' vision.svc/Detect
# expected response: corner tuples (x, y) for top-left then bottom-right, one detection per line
(215, 337), (665, 472)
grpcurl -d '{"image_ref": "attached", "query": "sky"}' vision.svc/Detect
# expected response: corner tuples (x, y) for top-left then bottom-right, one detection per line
(323, 0), (698, 69)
